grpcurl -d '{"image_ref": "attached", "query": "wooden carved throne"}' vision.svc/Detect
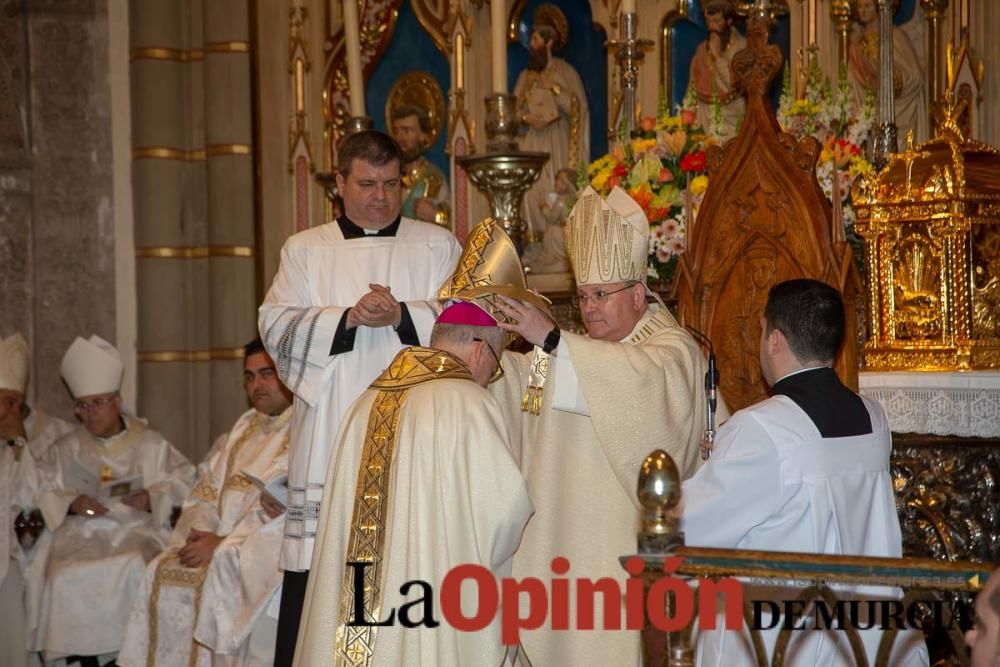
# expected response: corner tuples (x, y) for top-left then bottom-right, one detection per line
(674, 11), (861, 413)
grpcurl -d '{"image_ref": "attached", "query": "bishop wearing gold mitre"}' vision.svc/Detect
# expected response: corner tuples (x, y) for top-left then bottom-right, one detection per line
(494, 187), (726, 666)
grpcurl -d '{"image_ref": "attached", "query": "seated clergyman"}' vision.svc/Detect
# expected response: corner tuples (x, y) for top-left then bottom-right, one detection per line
(119, 338), (293, 667)
(28, 335), (195, 665)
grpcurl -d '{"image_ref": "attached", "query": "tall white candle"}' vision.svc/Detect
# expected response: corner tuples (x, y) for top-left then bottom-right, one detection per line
(343, 0), (365, 117)
(808, 0), (817, 45)
(491, 0), (507, 94)
(622, 0), (636, 14)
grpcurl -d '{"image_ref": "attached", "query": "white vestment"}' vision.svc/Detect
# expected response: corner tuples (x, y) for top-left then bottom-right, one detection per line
(29, 417), (195, 659)
(681, 395), (928, 666)
(295, 347), (533, 667)
(24, 407), (75, 461)
(1, 439), (49, 667)
(503, 304), (721, 667)
(258, 218), (461, 571)
(118, 407), (291, 667)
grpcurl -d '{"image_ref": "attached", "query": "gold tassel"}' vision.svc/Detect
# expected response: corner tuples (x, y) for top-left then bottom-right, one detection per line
(521, 349), (549, 415)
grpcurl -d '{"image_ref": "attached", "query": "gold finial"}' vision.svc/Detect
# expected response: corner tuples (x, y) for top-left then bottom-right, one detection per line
(637, 450), (684, 553)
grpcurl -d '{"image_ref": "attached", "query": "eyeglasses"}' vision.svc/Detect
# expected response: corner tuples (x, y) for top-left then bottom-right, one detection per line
(74, 395), (118, 414)
(571, 283), (638, 309)
(473, 338), (505, 383)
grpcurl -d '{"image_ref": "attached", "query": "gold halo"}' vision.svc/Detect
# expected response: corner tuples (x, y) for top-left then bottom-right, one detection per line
(385, 71), (446, 149)
(532, 3), (569, 51)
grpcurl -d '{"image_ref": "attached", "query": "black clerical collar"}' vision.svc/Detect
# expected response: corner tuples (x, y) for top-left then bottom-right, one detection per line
(337, 215), (401, 239)
(771, 366), (872, 438)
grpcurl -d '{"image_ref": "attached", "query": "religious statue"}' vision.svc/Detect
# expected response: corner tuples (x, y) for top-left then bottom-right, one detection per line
(847, 0), (927, 143)
(527, 167), (577, 274)
(513, 3), (590, 243)
(390, 103), (450, 226)
(686, 0), (748, 142)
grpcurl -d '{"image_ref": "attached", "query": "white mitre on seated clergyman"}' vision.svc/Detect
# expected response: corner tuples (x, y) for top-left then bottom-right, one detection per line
(566, 185), (651, 290)
(0, 333), (30, 394)
(60, 335), (124, 398)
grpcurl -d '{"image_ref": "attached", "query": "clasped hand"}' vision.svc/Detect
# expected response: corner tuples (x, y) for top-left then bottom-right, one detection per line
(178, 528), (223, 567)
(347, 284), (401, 329)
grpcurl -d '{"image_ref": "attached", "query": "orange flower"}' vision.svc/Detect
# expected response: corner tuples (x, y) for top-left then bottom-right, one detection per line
(680, 109), (697, 127)
(662, 130), (688, 157)
(639, 116), (657, 133)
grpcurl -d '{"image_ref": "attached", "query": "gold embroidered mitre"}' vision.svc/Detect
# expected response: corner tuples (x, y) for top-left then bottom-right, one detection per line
(438, 217), (552, 334)
(566, 186), (650, 287)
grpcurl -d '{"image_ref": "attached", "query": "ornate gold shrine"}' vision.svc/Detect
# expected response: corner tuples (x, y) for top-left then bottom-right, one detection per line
(675, 11), (861, 413)
(853, 104), (1000, 371)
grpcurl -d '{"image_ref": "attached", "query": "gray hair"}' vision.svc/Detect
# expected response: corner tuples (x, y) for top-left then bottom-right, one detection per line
(430, 323), (504, 361)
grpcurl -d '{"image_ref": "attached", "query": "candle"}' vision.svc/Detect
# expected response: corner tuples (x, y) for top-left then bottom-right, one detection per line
(343, 0), (365, 117)
(961, 0), (969, 29)
(622, 0), (636, 14)
(456, 33), (465, 91)
(491, 0), (507, 94)
(808, 0), (817, 45)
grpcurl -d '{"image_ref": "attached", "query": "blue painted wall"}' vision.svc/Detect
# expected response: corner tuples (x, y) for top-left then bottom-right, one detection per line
(365, 0), (451, 177)
(670, 0), (791, 112)
(508, 0), (609, 165)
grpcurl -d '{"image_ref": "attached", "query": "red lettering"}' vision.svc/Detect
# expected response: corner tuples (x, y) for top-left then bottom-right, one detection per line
(440, 564), (498, 632)
(647, 557), (694, 632)
(500, 577), (548, 645)
(698, 577), (744, 630)
(550, 558), (570, 630)
(624, 557), (646, 630)
(576, 578), (622, 630)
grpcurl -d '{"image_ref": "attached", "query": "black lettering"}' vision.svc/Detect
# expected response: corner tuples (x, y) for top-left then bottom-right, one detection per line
(849, 600), (876, 631)
(398, 580), (440, 628)
(752, 600), (782, 630)
(347, 561), (395, 626)
(783, 600), (807, 630)
(814, 599), (846, 630)
(879, 600), (905, 630)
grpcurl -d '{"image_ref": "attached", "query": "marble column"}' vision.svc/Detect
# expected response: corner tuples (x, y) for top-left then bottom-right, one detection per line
(130, 0), (256, 460)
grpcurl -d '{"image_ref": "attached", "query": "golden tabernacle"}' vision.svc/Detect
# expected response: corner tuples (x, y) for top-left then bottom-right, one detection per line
(853, 98), (1000, 371)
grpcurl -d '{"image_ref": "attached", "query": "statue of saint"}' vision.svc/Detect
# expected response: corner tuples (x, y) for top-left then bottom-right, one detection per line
(847, 0), (927, 143)
(527, 167), (577, 274)
(686, 0), (747, 141)
(390, 104), (450, 226)
(513, 4), (589, 243)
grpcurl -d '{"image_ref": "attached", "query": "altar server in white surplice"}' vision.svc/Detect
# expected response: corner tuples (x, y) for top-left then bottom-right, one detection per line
(258, 129), (461, 665)
(119, 338), (292, 667)
(295, 301), (533, 667)
(0, 333), (59, 667)
(29, 335), (195, 664)
(494, 186), (724, 667)
(681, 279), (928, 667)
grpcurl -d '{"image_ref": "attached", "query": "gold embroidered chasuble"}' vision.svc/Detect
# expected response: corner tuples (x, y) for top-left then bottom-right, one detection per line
(295, 346), (533, 667)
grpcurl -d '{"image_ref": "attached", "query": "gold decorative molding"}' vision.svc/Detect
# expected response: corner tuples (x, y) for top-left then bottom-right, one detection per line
(137, 348), (246, 363)
(131, 47), (205, 62)
(204, 41), (251, 54)
(205, 143), (253, 157)
(131, 42), (250, 62)
(133, 147), (207, 161)
(135, 245), (254, 259)
(133, 145), (251, 161)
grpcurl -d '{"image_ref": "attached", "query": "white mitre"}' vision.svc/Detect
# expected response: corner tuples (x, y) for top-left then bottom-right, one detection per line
(0, 333), (30, 393)
(61, 335), (124, 398)
(566, 185), (650, 287)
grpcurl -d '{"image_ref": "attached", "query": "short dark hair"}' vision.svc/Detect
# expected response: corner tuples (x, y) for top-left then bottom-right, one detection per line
(390, 104), (433, 134)
(764, 279), (845, 364)
(243, 337), (266, 359)
(337, 130), (403, 177)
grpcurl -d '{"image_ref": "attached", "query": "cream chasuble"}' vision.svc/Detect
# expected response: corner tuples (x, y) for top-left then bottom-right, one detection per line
(500, 304), (725, 667)
(24, 406), (75, 461)
(28, 417), (195, 659)
(119, 407), (291, 667)
(259, 218), (461, 571)
(1, 437), (50, 667)
(295, 347), (533, 667)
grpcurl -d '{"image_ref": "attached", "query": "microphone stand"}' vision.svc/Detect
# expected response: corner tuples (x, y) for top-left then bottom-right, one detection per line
(685, 327), (719, 460)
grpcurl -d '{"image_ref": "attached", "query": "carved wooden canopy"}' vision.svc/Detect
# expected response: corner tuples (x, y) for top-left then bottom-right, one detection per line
(675, 12), (861, 413)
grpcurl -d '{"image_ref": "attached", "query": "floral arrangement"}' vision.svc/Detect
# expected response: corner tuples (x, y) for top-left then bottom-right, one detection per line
(777, 62), (876, 229)
(585, 94), (715, 284)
